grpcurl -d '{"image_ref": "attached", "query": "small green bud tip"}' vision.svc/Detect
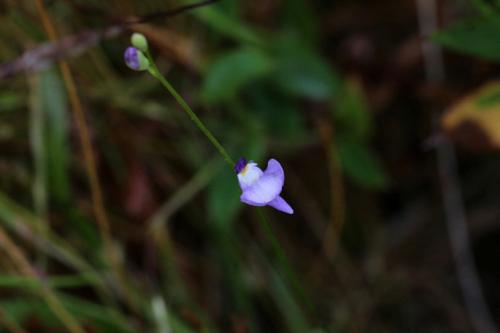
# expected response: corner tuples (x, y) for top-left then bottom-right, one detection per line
(131, 33), (148, 52)
(124, 47), (149, 71)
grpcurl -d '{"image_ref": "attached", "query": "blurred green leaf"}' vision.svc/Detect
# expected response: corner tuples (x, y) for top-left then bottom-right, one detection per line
(61, 295), (134, 333)
(267, 261), (310, 333)
(469, 0), (500, 20)
(433, 18), (500, 61)
(475, 88), (500, 107)
(243, 130), (266, 159)
(334, 79), (371, 140)
(38, 69), (71, 205)
(35, 69), (100, 249)
(281, 0), (318, 41)
(30, 72), (49, 224)
(272, 36), (338, 99)
(254, 249), (310, 333)
(207, 168), (241, 229)
(8, 8), (45, 41)
(0, 296), (134, 333)
(0, 191), (103, 281)
(337, 139), (388, 189)
(442, 80), (500, 149)
(251, 89), (307, 143)
(0, 92), (23, 112)
(151, 296), (197, 333)
(0, 274), (97, 289)
(202, 47), (273, 104)
(190, 3), (263, 45)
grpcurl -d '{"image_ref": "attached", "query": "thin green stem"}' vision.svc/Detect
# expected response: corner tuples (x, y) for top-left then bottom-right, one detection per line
(145, 52), (234, 167)
(256, 209), (312, 311)
(143, 50), (310, 312)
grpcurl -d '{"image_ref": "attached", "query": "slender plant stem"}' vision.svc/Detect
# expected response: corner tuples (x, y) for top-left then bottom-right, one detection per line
(144, 51), (311, 312)
(256, 209), (312, 310)
(146, 53), (234, 167)
(28, 74), (49, 268)
(417, 1), (497, 332)
(316, 119), (345, 259)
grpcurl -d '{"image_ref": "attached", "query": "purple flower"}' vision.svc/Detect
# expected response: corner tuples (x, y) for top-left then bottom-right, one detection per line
(236, 158), (294, 214)
(124, 46), (149, 71)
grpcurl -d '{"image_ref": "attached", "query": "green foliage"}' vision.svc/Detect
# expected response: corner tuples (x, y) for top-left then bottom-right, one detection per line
(268, 266), (310, 333)
(332, 79), (386, 188)
(333, 79), (371, 140)
(0, 0), (394, 332)
(0, 274), (97, 289)
(433, 18), (500, 61)
(475, 88), (500, 108)
(202, 47), (273, 104)
(188, 1), (263, 45)
(39, 68), (71, 205)
(281, 0), (318, 41)
(8, 8), (46, 41)
(272, 37), (339, 99)
(0, 92), (23, 112)
(0, 296), (134, 333)
(207, 167), (241, 228)
(250, 88), (307, 143)
(337, 138), (388, 189)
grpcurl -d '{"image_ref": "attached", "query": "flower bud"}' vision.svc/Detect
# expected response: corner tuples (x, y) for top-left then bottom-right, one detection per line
(124, 47), (149, 71)
(131, 33), (148, 52)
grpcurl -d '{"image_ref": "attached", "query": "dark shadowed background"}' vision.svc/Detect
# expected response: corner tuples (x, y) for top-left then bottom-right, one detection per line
(0, 0), (499, 332)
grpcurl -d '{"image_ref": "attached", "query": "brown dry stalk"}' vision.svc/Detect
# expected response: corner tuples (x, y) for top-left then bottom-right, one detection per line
(0, 227), (85, 333)
(34, 0), (111, 250)
(317, 119), (345, 259)
(417, 0), (497, 332)
(33, 0), (119, 277)
(33, 0), (143, 314)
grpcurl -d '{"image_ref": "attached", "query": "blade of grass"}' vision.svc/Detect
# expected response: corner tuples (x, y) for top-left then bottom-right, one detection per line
(256, 209), (312, 312)
(180, 0), (263, 45)
(316, 119), (345, 259)
(0, 308), (29, 333)
(33, 0), (142, 314)
(39, 68), (71, 205)
(0, 227), (86, 333)
(253, 245), (310, 333)
(0, 295), (136, 333)
(0, 191), (120, 310)
(151, 296), (199, 333)
(28, 72), (48, 267)
(0, 273), (99, 290)
(33, 0), (118, 280)
(149, 158), (221, 231)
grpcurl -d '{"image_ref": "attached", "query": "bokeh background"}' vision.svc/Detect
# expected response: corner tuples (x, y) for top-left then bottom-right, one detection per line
(0, 0), (500, 332)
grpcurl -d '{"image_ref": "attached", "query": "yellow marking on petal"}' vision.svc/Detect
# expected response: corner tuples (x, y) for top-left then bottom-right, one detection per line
(239, 164), (249, 176)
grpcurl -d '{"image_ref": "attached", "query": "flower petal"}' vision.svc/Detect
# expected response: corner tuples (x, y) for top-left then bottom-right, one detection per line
(267, 195), (294, 214)
(237, 162), (263, 190)
(263, 159), (285, 185)
(240, 194), (267, 206)
(240, 159), (284, 205)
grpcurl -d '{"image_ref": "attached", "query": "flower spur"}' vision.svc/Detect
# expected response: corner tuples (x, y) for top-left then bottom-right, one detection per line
(235, 158), (294, 214)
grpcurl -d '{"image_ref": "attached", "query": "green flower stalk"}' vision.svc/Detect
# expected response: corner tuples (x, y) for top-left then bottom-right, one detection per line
(123, 33), (309, 309)
(147, 60), (234, 167)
